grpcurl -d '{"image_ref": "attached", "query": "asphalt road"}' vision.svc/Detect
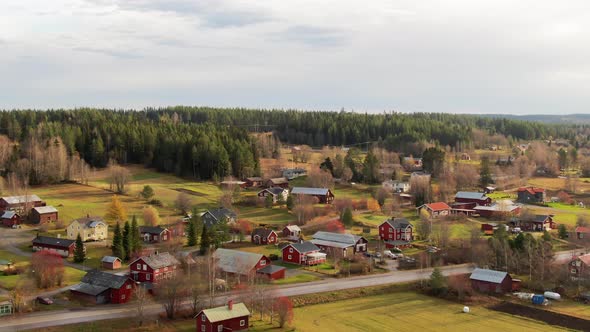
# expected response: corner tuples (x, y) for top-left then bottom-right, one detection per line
(0, 264), (474, 332)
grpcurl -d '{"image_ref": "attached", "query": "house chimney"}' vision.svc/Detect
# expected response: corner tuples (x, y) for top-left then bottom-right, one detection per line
(228, 300), (233, 310)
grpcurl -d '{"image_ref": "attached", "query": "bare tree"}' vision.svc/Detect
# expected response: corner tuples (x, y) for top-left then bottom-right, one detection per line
(135, 284), (148, 326)
(175, 192), (192, 215)
(108, 161), (131, 194)
(305, 168), (334, 189)
(156, 274), (188, 320)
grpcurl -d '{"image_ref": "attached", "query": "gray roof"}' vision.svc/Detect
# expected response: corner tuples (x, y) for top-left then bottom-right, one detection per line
(384, 218), (412, 229)
(139, 226), (167, 235)
(33, 236), (75, 248)
(252, 228), (276, 239)
(1, 195), (42, 205)
(32, 206), (58, 214)
(289, 241), (320, 253)
(202, 207), (237, 227)
(1, 210), (17, 219)
(455, 191), (488, 200)
(70, 283), (110, 296)
(532, 215), (551, 223)
(291, 187), (330, 196)
(261, 187), (287, 196)
(72, 216), (106, 229)
(310, 239), (352, 249)
(81, 270), (129, 289)
(312, 231), (363, 245)
(257, 265), (286, 274)
(469, 268), (509, 284)
(133, 252), (180, 269)
(101, 256), (121, 263)
(213, 248), (267, 275)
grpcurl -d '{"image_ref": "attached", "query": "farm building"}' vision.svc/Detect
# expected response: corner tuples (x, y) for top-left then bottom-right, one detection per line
(202, 207), (237, 228)
(213, 248), (273, 279)
(265, 177), (290, 189)
(480, 223), (503, 236)
(220, 180), (247, 189)
(569, 254), (590, 279)
(244, 177), (264, 188)
(282, 241), (326, 266)
(473, 200), (521, 218)
(291, 187), (334, 204)
(30, 206), (58, 224)
(310, 231), (368, 257)
(483, 186), (496, 194)
(454, 191), (491, 207)
(0, 301), (12, 316)
(1, 211), (21, 227)
(257, 187), (288, 203)
(101, 256), (122, 270)
(251, 228), (278, 245)
(32, 235), (78, 257)
(139, 226), (171, 243)
(70, 270), (134, 304)
(0, 195), (45, 213)
(195, 301), (250, 332)
(282, 224), (301, 241)
(417, 202), (451, 218)
(514, 215), (556, 232)
(575, 226), (590, 239)
(67, 216), (108, 241)
(517, 187), (546, 203)
(163, 220), (186, 238)
(382, 180), (410, 193)
(282, 168), (307, 180)
(129, 252), (180, 283)
(410, 171), (430, 181)
(470, 268), (513, 294)
(256, 265), (286, 281)
(379, 218), (413, 249)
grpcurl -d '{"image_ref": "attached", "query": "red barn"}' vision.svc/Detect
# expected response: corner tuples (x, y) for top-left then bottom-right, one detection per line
(213, 248), (274, 279)
(0, 195), (45, 213)
(244, 177), (264, 188)
(517, 187), (546, 203)
(470, 268), (513, 294)
(378, 218), (413, 249)
(282, 241), (326, 266)
(576, 226), (590, 239)
(291, 187), (334, 204)
(310, 231), (368, 257)
(256, 265), (286, 280)
(282, 225), (301, 241)
(139, 226), (172, 243)
(32, 235), (77, 258)
(101, 256), (122, 270)
(30, 206), (59, 224)
(129, 252), (180, 283)
(195, 301), (250, 332)
(70, 270), (134, 304)
(454, 191), (492, 208)
(516, 215), (556, 231)
(251, 228), (278, 245)
(1, 211), (21, 227)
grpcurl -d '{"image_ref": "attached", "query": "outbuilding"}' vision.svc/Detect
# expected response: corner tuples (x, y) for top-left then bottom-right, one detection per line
(101, 256), (122, 270)
(195, 301), (250, 332)
(256, 265), (286, 280)
(30, 206), (59, 224)
(470, 268), (513, 294)
(1, 211), (21, 228)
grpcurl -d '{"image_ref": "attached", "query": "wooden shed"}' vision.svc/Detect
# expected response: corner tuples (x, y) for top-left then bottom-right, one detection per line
(470, 268), (513, 294)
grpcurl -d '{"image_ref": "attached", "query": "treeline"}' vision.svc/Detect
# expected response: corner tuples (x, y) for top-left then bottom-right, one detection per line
(0, 109), (259, 183)
(143, 107), (581, 151)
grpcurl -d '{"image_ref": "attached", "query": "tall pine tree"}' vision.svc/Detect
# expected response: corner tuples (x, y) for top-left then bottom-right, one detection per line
(130, 215), (142, 256)
(122, 221), (131, 261)
(200, 224), (210, 254)
(112, 222), (125, 259)
(73, 234), (85, 263)
(187, 218), (197, 247)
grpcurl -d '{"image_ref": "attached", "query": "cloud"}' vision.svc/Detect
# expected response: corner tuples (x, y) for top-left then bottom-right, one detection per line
(72, 47), (143, 59)
(275, 25), (348, 47)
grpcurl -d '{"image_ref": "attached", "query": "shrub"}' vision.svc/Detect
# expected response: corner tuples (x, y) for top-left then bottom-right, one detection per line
(148, 199), (163, 207)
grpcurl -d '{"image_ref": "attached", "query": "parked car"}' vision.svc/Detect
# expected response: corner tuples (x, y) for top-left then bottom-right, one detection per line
(511, 227), (522, 234)
(384, 250), (404, 259)
(375, 252), (382, 259)
(11, 224), (21, 229)
(363, 252), (373, 258)
(36, 296), (53, 305)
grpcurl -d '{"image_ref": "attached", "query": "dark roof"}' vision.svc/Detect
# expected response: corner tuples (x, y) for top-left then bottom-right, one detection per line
(202, 207), (237, 227)
(291, 187), (330, 196)
(311, 231), (363, 245)
(455, 192), (488, 200)
(1, 210), (17, 219)
(257, 265), (286, 274)
(132, 252), (180, 269)
(252, 228), (276, 239)
(72, 216), (106, 229)
(267, 187), (287, 195)
(139, 226), (167, 235)
(81, 270), (129, 289)
(288, 241), (320, 253)
(33, 236), (75, 248)
(101, 256), (121, 263)
(532, 215), (551, 223)
(70, 283), (110, 296)
(384, 218), (412, 229)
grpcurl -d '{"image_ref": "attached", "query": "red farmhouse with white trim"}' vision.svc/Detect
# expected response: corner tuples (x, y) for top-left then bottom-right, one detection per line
(282, 241), (326, 266)
(195, 300), (250, 332)
(251, 228), (278, 245)
(379, 218), (413, 249)
(70, 270), (134, 304)
(417, 202), (451, 218)
(139, 226), (172, 243)
(129, 252), (180, 283)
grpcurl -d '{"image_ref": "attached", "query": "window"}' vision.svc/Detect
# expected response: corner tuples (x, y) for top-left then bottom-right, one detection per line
(287, 255), (292, 260)
(202, 314), (206, 321)
(143, 264), (147, 271)
(146, 274), (150, 280)
(217, 325), (223, 332)
(136, 263), (141, 270)
(389, 228), (393, 233)
(240, 320), (245, 327)
(381, 226), (384, 231)
(121, 294), (126, 300)
(201, 325), (206, 332)
(126, 284), (131, 289)
(289, 248), (293, 253)
(260, 260), (266, 266)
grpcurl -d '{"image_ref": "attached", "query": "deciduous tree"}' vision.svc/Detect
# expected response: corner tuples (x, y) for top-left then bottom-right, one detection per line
(105, 195), (127, 222)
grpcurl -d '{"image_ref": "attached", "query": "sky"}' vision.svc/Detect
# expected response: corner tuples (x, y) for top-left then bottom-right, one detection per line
(1, 0), (589, 114)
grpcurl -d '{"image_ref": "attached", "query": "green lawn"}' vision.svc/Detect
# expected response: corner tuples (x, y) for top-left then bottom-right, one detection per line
(0, 266), (84, 290)
(238, 206), (295, 225)
(290, 292), (565, 332)
(272, 273), (321, 285)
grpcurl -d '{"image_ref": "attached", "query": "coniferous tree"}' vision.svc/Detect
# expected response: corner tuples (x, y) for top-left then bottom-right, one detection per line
(558, 224), (568, 239)
(341, 207), (353, 227)
(479, 157), (493, 187)
(130, 215), (142, 255)
(187, 218), (197, 247)
(200, 225), (210, 255)
(73, 234), (85, 263)
(286, 195), (294, 211)
(122, 221), (131, 261)
(112, 222), (125, 259)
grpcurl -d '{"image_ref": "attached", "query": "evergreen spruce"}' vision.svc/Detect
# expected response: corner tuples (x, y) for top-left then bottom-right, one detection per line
(200, 224), (211, 255)
(187, 218), (197, 247)
(122, 221), (131, 261)
(73, 234), (85, 263)
(112, 222), (125, 259)
(130, 215), (142, 255)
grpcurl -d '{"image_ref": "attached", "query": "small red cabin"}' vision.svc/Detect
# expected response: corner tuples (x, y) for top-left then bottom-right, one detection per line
(129, 252), (180, 283)
(251, 228), (278, 245)
(282, 242), (326, 266)
(1, 211), (21, 227)
(70, 270), (134, 304)
(195, 301), (250, 332)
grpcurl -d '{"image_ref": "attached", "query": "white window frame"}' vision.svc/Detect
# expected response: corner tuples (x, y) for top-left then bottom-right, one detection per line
(287, 255), (292, 260)
(240, 319), (245, 327)
(201, 324), (206, 332)
(146, 274), (150, 281)
(217, 325), (223, 332)
(289, 248), (293, 253)
(202, 314), (206, 322)
(136, 263), (141, 270)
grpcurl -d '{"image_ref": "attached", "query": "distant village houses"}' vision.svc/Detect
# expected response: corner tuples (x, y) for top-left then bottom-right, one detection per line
(379, 218), (413, 248)
(67, 216), (108, 241)
(30, 206), (58, 224)
(517, 187), (546, 204)
(201, 207), (237, 228)
(291, 187), (334, 204)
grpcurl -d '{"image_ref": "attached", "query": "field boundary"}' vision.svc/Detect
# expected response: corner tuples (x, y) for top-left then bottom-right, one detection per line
(490, 301), (590, 332)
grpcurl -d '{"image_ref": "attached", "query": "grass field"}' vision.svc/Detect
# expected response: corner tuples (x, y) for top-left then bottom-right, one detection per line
(0, 266), (85, 290)
(291, 292), (565, 332)
(272, 273), (320, 285)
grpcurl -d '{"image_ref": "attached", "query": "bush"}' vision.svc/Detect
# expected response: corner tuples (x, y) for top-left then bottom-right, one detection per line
(269, 254), (279, 261)
(148, 199), (163, 207)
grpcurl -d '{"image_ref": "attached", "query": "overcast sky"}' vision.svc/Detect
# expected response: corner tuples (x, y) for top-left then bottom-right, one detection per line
(1, 0), (589, 114)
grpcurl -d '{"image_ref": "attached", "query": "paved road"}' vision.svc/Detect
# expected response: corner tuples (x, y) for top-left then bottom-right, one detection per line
(0, 264), (474, 332)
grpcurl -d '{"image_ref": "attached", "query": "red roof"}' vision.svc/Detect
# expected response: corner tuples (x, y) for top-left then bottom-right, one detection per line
(518, 187), (545, 195)
(425, 202), (451, 211)
(575, 226), (590, 234)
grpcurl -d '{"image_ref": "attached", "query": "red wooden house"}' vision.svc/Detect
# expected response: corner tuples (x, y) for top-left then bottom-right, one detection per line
(265, 177), (290, 189)
(101, 256), (122, 270)
(70, 270), (134, 304)
(0, 195), (45, 213)
(244, 177), (264, 188)
(251, 228), (278, 245)
(282, 241), (326, 266)
(256, 265), (286, 281)
(517, 187), (546, 203)
(454, 191), (491, 208)
(32, 235), (78, 258)
(282, 225), (301, 241)
(195, 300), (250, 332)
(516, 215), (556, 231)
(569, 254), (590, 279)
(129, 252), (180, 283)
(470, 268), (513, 294)
(576, 226), (590, 239)
(378, 218), (413, 248)
(1, 211), (21, 227)
(139, 226), (171, 243)
(30, 206), (58, 224)
(213, 248), (278, 279)
(310, 231), (368, 257)
(290, 187), (334, 204)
